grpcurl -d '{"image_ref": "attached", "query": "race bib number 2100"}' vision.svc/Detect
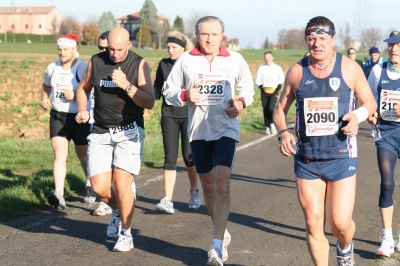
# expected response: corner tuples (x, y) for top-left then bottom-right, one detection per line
(304, 97), (339, 136)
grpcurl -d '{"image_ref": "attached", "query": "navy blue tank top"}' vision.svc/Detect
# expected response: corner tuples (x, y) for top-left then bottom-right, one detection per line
(295, 53), (357, 159)
(376, 62), (400, 137)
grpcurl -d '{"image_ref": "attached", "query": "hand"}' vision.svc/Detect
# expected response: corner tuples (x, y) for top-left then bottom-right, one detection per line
(186, 83), (200, 103)
(394, 105), (400, 117)
(341, 112), (359, 137)
(112, 67), (128, 89)
(279, 132), (296, 156)
(367, 111), (378, 125)
(40, 98), (51, 110)
(224, 99), (242, 118)
(75, 110), (90, 124)
(62, 89), (75, 101)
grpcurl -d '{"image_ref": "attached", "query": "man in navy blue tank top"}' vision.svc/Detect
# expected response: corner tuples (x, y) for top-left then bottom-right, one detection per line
(367, 30), (400, 258)
(274, 16), (377, 266)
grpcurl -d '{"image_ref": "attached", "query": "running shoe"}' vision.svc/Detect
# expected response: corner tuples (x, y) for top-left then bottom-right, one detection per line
(222, 230), (231, 261)
(113, 233), (134, 252)
(189, 188), (201, 209)
(371, 129), (375, 138)
(206, 248), (223, 266)
(93, 201), (112, 216)
(376, 236), (394, 258)
(270, 123), (277, 134)
(107, 210), (121, 238)
(47, 190), (66, 209)
(132, 180), (139, 200)
(84, 185), (96, 203)
(156, 197), (174, 214)
(265, 127), (271, 135)
(336, 241), (355, 266)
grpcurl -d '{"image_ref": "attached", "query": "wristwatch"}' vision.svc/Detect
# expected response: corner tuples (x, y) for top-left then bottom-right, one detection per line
(237, 97), (246, 109)
(277, 129), (289, 141)
(125, 84), (132, 93)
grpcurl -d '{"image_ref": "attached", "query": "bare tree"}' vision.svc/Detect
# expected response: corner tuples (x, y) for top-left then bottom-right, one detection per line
(360, 27), (382, 51)
(276, 29), (287, 49)
(285, 28), (305, 49)
(59, 16), (79, 35)
(339, 22), (353, 51)
(184, 10), (207, 41)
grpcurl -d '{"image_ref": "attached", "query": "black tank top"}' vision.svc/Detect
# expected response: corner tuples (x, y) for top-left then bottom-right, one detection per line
(91, 50), (144, 133)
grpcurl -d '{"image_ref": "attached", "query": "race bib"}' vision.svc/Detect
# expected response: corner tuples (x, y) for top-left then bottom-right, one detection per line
(379, 89), (400, 122)
(109, 121), (138, 142)
(304, 97), (339, 136)
(196, 72), (226, 105)
(263, 75), (278, 88)
(54, 74), (73, 105)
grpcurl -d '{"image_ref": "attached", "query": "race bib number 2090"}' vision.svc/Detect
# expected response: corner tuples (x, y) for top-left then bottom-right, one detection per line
(304, 97), (339, 136)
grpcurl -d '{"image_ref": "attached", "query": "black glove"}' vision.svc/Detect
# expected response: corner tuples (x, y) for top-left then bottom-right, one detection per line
(258, 85), (263, 90)
(276, 84), (282, 90)
(153, 87), (161, 100)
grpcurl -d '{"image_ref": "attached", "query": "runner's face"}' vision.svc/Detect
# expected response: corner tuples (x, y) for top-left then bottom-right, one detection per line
(305, 27), (336, 61)
(197, 20), (223, 55)
(57, 45), (75, 64)
(348, 52), (356, 60)
(108, 39), (131, 63)
(98, 39), (108, 52)
(388, 43), (400, 65)
(167, 42), (184, 60)
(370, 53), (380, 63)
(264, 54), (273, 65)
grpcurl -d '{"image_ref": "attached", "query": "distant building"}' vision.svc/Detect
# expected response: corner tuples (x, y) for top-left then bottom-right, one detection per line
(117, 11), (168, 43)
(0, 6), (61, 35)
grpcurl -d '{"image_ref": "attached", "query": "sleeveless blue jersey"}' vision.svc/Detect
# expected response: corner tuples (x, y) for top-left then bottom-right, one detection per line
(295, 53), (357, 159)
(376, 62), (400, 137)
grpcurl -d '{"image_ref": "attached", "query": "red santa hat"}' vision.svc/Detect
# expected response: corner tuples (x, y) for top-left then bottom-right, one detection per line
(57, 34), (77, 47)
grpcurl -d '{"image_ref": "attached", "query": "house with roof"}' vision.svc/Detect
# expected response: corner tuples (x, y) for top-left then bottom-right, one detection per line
(117, 11), (168, 43)
(0, 6), (61, 35)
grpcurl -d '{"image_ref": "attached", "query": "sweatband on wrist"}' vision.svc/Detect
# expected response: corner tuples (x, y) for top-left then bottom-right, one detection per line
(180, 90), (187, 102)
(352, 106), (369, 124)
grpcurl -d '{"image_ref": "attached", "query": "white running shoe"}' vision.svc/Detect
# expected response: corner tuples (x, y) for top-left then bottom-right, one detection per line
(113, 234), (134, 252)
(270, 123), (277, 134)
(93, 201), (112, 216)
(222, 230), (231, 261)
(207, 248), (223, 266)
(107, 211), (121, 238)
(131, 180), (139, 200)
(265, 127), (271, 135)
(84, 185), (96, 203)
(336, 241), (355, 266)
(189, 188), (201, 209)
(156, 197), (174, 214)
(376, 236), (394, 258)
(47, 191), (66, 209)
(371, 129), (375, 138)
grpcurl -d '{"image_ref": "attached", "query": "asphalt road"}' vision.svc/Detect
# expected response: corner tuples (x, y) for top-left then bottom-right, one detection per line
(1, 123), (400, 266)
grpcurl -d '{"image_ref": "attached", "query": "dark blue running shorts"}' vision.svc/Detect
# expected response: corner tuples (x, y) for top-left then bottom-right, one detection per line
(190, 137), (236, 174)
(294, 155), (357, 181)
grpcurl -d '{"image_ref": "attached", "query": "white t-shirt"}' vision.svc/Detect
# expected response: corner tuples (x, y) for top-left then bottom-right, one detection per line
(255, 62), (285, 88)
(43, 59), (87, 113)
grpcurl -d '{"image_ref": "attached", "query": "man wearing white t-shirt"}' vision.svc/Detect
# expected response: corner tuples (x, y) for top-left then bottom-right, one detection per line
(40, 34), (93, 209)
(255, 51), (285, 135)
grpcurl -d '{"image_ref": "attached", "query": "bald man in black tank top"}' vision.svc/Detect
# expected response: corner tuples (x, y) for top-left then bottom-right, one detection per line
(75, 28), (154, 252)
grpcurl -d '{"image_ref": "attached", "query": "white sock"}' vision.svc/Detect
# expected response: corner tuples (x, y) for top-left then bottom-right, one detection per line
(382, 228), (393, 239)
(55, 188), (63, 196)
(337, 241), (352, 254)
(85, 180), (91, 187)
(121, 228), (131, 236)
(212, 238), (223, 252)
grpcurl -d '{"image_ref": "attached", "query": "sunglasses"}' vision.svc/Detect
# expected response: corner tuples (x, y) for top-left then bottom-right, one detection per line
(98, 46), (108, 51)
(348, 52), (355, 55)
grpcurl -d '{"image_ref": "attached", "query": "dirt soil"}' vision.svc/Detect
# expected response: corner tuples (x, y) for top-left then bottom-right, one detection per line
(0, 54), (271, 139)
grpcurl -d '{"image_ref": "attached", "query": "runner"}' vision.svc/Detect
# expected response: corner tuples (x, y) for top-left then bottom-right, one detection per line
(163, 16), (254, 266)
(75, 27), (154, 252)
(255, 51), (285, 135)
(367, 30), (400, 258)
(40, 33), (94, 209)
(153, 31), (200, 214)
(273, 16), (376, 266)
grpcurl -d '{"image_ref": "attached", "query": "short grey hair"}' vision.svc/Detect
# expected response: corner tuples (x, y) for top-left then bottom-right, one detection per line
(195, 16), (225, 36)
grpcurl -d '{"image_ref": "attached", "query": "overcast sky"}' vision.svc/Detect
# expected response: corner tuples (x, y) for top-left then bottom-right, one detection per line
(9, 0), (397, 48)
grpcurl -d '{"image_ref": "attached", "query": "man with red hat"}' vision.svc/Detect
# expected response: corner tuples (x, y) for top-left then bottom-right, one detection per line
(40, 33), (94, 209)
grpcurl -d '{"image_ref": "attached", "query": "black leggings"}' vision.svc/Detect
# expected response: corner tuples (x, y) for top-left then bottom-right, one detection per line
(261, 90), (279, 127)
(378, 147), (398, 208)
(161, 116), (194, 170)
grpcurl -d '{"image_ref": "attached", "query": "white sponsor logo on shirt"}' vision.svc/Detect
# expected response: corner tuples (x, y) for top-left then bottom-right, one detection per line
(381, 80), (389, 84)
(305, 80), (314, 85)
